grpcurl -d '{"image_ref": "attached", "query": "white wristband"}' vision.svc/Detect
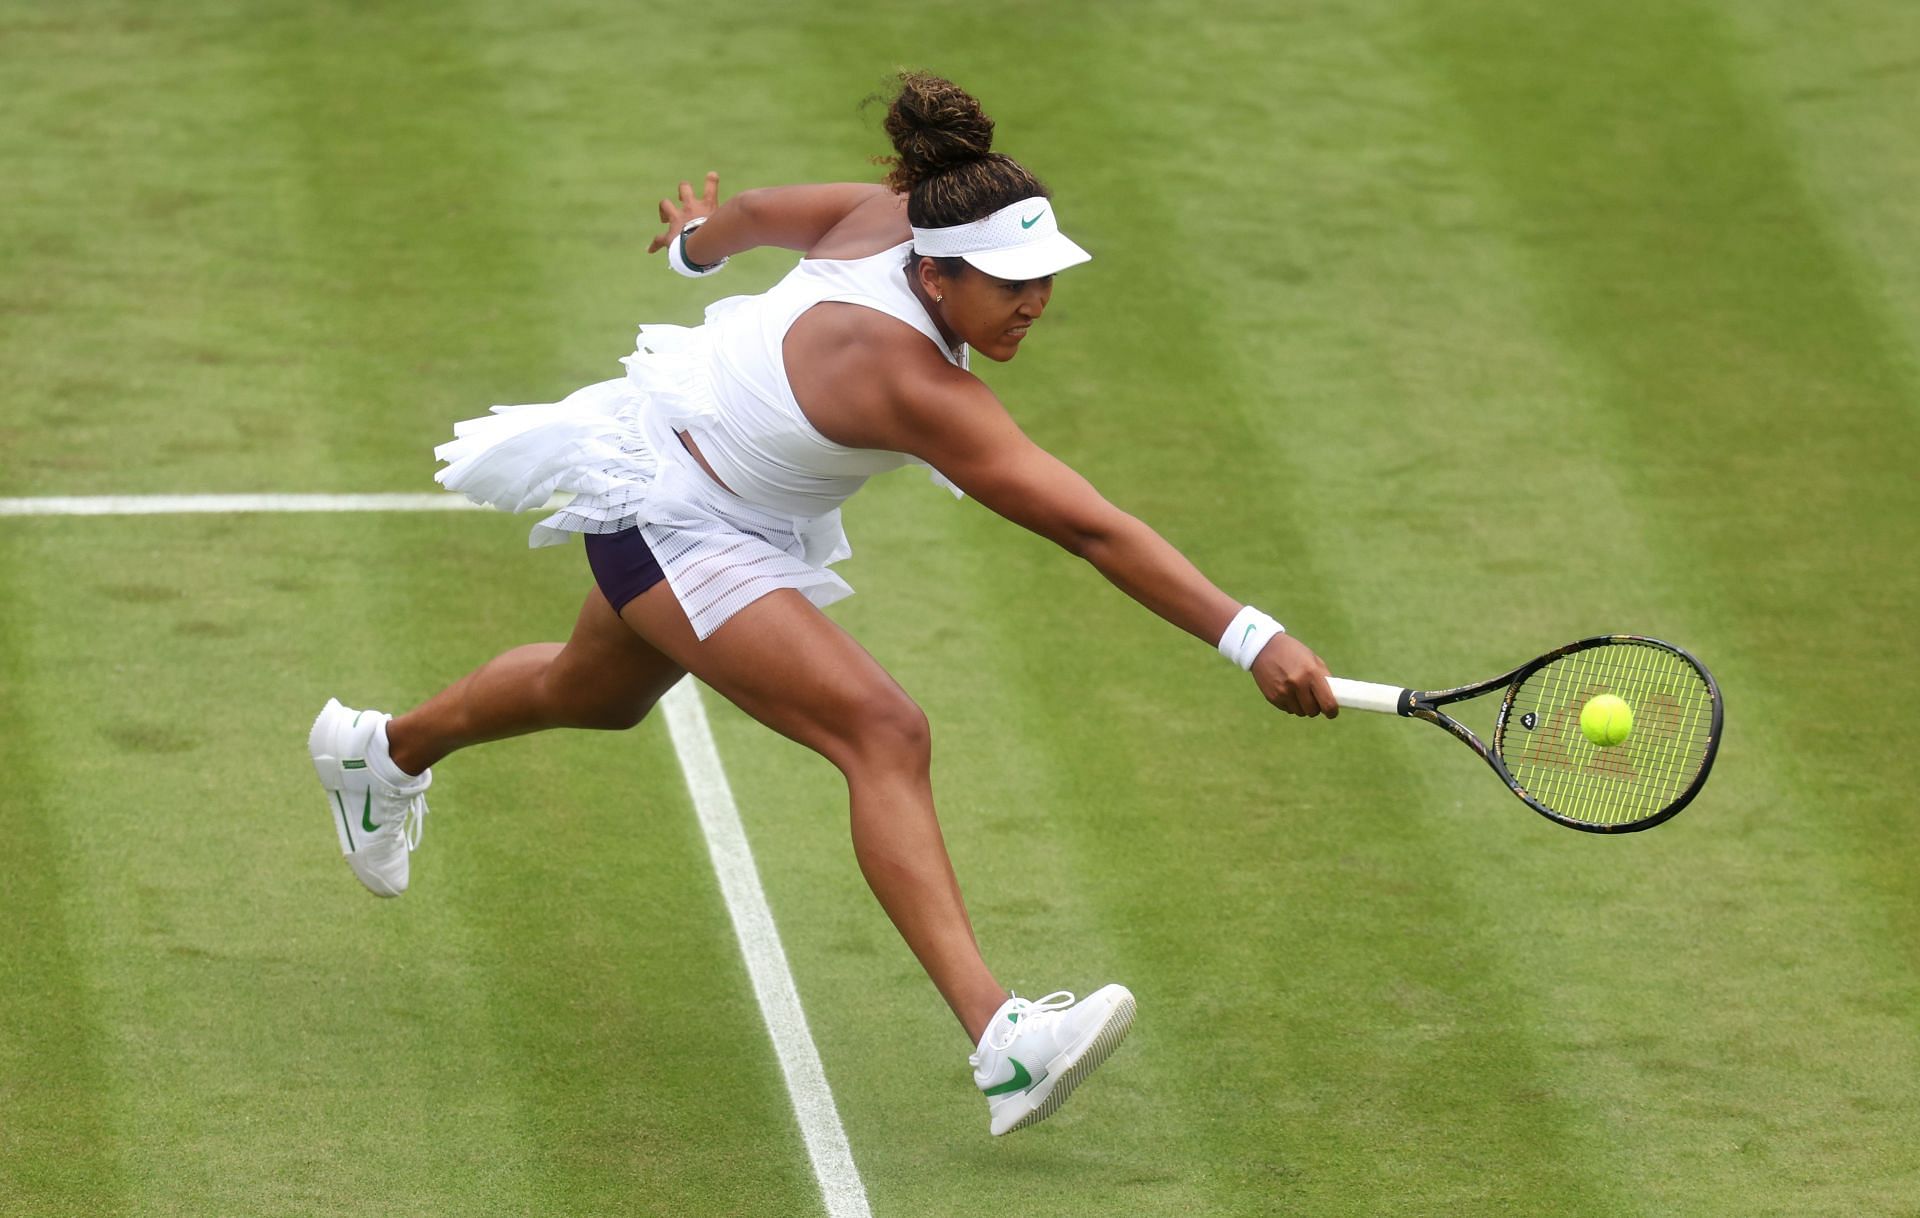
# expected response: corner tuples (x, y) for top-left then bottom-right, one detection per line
(1218, 606), (1285, 671)
(667, 216), (728, 278)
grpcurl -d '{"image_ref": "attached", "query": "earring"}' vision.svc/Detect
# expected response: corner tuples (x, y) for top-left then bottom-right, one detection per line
(935, 294), (944, 303)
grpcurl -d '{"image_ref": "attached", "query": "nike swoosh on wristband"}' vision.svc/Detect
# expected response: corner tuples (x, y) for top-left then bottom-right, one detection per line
(983, 1057), (1041, 1096)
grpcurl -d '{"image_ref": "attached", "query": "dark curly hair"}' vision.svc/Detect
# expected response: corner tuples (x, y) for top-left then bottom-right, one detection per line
(878, 72), (1048, 230)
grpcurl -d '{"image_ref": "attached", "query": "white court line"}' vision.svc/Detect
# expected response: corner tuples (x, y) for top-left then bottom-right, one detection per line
(1, 491), (873, 1218)
(664, 682), (873, 1218)
(0, 493), (486, 516)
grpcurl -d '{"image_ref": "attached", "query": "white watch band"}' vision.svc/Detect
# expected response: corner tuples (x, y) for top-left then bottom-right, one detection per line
(667, 216), (728, 278)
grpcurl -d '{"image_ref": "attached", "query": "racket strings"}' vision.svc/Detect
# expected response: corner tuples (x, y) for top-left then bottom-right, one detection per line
(1497, 641), (1715, 827)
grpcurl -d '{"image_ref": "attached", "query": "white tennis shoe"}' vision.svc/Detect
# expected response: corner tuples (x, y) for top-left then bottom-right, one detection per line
(970, 984), (1136, 1136)
(308, 698), (431, 898)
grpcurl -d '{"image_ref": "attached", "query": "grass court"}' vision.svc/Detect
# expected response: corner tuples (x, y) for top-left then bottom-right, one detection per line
(4, 1), (1918, 1213)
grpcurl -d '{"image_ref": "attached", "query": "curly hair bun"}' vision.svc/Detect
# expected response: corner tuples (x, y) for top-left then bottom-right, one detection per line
(882, 72), (995, 193)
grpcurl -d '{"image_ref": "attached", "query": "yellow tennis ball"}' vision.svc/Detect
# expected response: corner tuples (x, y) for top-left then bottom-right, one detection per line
(1580, 694), (1634, 747)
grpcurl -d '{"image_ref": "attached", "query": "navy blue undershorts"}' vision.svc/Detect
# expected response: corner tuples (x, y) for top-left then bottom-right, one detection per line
(584, 527), (667, 614)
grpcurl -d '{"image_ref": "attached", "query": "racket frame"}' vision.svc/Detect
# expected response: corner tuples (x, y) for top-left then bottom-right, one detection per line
(1333, 634), (1723, 834)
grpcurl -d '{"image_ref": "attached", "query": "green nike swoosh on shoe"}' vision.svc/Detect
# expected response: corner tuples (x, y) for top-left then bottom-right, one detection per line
(972, 985), (1136, 1136)
(309, 697), (432, 899)
(982, 1057), (1038, 1097)
(332, 790), (355, 850)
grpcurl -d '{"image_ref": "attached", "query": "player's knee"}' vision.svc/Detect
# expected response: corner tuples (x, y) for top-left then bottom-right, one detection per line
(575, 698), (652, 732)
(542, 674), (653, 732)
(842, 690), (931, 770)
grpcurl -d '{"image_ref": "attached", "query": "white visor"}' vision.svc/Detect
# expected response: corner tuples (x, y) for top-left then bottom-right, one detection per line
(910, 196), (1091, 281)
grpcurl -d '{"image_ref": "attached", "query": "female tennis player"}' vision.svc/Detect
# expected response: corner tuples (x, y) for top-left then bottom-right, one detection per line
(309, 72), (1336, 1136)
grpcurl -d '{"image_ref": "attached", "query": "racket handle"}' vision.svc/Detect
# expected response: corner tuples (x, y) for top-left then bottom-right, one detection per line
(1327, 677), (1408, 715)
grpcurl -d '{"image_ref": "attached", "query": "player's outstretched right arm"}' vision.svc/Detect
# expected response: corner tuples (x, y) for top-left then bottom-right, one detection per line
(866, 348), (1338, 719)
(647, 173), (893, 264)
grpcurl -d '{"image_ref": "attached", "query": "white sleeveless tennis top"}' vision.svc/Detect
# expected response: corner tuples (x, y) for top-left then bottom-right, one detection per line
(434, 240), (967, 639)
(688, 240), (968, 517)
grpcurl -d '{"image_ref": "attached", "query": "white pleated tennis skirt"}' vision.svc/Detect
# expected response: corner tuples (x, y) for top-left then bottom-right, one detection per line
(433, 322), (854, 639)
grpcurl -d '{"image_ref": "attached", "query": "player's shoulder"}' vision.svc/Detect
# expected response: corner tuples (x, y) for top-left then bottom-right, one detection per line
(787, 304), (977, 448)
(791, 300), (955, 383)
(806, 190), (910, 260)
(855, 320), (988, 429)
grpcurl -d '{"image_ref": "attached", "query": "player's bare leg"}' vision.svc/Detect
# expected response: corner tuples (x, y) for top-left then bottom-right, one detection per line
(617, 583), (1009, 1041)
(619, 584), (1139, 1135)
(310, 587), (682, 896)
(384, 588), (686, 775)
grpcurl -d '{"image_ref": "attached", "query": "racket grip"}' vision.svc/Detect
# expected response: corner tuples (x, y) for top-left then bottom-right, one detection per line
(1326, 677), (1408, 715)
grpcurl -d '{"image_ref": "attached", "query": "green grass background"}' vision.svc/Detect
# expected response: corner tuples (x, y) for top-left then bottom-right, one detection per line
(4, 1), (1918, 1214)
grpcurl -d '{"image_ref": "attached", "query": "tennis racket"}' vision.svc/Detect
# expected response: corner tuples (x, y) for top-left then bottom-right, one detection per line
(1327, 635), (1722, 833)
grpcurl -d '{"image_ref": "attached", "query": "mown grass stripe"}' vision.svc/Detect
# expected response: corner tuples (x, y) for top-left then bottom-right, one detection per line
(1421, 0), (1920, 884)
(0, 5), (344, 500)
(254, 3), (834, 1209)
(1048, 5), (1647, 1212)
(13, 7), (588, 1213)
(251, 11), (784, 1216)
(0, 535), (128, 1217)
(1721, 1), (1920, 405)
(1416, 0), (1920, 1206)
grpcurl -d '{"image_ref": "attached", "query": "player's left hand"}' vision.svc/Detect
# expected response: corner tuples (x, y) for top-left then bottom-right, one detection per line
(648, 171), (721, 253)
(1252, 633), (1339, 719)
